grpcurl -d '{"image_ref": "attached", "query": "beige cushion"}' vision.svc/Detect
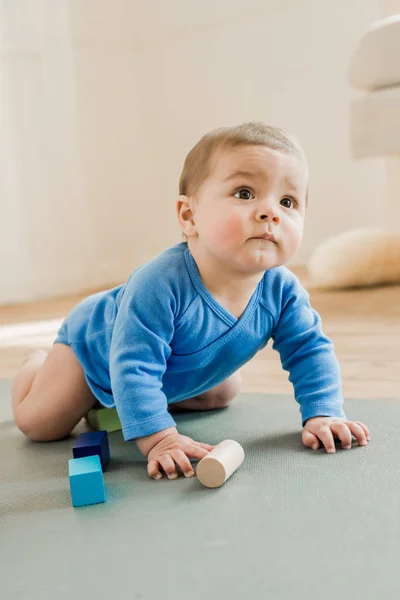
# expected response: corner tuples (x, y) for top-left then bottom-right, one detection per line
(308, 229), (400, 289)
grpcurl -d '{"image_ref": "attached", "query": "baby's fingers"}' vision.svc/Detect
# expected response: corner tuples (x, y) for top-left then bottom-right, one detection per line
(185, 443), (212, 460)
(148, 458), (163, 480)
(330, 422), (353, 450)
(348, 421), (370, 446)
(353, 421), (371, 442)
(302, 429), (320, 450)
(303, 424), (340, 452)
(169, 449), (195, 478)
(157, 454), (179, 479)
(195, 441), (216, 451)
(148, 455), (179, 480)
(317, 426), (336, 454)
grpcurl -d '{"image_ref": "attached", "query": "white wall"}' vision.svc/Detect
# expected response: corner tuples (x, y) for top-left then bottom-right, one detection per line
(381, 0), (400, 15)
(0, 0), (386, 304)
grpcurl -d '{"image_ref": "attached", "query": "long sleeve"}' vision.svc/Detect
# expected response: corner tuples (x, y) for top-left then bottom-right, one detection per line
(271, 275), (346, 425)
(109, 272), (178, 441)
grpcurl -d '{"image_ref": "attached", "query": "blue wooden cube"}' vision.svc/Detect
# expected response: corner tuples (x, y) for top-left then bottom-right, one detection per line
(73, 430), (110, 471)
(69, 455), (106, 507)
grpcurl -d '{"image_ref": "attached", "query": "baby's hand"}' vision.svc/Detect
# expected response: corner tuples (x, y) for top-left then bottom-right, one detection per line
(147, 433), (215, 480)
(302, 416), (370, 453)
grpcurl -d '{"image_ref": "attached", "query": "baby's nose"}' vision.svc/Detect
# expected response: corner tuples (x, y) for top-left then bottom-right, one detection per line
(256, 211), (280, 223)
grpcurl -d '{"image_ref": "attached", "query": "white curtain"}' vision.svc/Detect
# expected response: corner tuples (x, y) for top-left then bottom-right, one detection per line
(0, 0), (183, 306)
(0, 1), (97, 304)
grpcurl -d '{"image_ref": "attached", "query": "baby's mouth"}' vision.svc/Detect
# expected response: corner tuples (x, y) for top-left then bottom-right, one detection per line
(250, 230), (277, 243)
(250, 236), (277, 243)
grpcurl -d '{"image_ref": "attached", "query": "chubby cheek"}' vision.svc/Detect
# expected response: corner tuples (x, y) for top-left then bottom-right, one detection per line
(209, 213), (246, 248)
(284, 223), (303, 255)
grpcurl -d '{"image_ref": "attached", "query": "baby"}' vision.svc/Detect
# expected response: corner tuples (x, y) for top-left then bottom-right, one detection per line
(12, 121), (370, 480)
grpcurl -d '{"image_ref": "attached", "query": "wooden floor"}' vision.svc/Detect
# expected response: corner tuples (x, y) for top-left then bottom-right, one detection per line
(1, 267), (399, 400)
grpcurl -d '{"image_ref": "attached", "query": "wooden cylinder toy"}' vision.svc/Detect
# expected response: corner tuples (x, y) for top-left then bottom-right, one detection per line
(196, 439), (244, 488)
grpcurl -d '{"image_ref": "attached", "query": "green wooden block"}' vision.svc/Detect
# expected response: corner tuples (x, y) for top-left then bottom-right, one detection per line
(86, 406), (122, 433)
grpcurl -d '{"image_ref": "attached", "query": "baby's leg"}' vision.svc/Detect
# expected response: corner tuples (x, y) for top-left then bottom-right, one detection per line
(170, 370), (243, 411)
(12, 343), (97, 442)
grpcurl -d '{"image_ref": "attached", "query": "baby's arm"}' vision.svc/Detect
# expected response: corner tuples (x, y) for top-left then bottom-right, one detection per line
(271, 274), (370, 452)
(109, 270), (214, 478)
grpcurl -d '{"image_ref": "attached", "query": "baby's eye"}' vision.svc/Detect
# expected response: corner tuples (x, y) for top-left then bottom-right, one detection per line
(280, 197), (296, 209)
(234, 188), (254, 201)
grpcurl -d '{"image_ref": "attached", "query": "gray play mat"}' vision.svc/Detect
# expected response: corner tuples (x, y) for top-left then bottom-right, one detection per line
(1, 377), (399, 599)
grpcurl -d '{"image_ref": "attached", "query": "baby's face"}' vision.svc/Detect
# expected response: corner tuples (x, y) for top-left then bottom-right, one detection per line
(188, 145), (308, 273)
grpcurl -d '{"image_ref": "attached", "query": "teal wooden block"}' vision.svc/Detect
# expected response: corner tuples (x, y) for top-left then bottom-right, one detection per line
(68, 455), (106, 508)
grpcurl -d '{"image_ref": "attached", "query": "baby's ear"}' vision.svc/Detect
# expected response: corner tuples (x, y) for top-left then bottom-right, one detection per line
(176, 195), (197, 237)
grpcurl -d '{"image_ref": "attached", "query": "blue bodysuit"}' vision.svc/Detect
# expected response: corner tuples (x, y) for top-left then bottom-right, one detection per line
(55, 242), (346, 441)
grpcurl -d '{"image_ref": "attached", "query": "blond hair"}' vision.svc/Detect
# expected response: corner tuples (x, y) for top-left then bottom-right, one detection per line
(179, 121), (307, 198)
